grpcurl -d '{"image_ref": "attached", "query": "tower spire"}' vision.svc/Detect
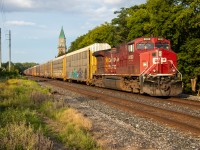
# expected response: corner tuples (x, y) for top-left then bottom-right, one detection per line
(59, 26), (65, 39)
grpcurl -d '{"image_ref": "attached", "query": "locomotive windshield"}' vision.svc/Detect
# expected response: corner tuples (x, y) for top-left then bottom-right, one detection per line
(136, 42), (154, 50)
(155, 42), (170, 50)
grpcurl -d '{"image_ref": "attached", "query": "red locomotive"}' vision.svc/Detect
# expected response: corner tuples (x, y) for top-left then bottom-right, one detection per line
(93, 37), (182, 96)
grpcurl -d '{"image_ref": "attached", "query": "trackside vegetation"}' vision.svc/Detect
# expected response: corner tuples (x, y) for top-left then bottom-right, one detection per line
(0, 78), (99, 150)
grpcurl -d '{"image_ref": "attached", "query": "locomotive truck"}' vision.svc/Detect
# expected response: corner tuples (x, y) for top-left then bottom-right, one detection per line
(24, 37), (182, 96)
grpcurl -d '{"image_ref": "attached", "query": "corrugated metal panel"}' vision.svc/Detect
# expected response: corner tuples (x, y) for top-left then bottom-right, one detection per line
(66, 43), (111, 57)
(52, 57), (63, 78)
(66, 49), (89, 81)
(89, 43), (111, 52)
(52, 54), (66, 62)
(45, 61), (51, 77)
(65, 43), (111, 82)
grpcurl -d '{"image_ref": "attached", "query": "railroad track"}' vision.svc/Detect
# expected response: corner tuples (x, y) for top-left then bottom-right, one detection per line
(28, 76), (200, 136)
(123, 92), (200, 112)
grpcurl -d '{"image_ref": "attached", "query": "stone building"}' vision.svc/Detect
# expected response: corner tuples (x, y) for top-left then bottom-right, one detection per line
(58, 27), (67, 56)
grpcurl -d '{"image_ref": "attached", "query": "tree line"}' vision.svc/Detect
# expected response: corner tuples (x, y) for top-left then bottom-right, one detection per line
(0, 62), (38, 75)
(68, 0), (200, 93)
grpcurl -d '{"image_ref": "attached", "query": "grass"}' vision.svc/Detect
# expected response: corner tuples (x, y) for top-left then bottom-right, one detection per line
(50, 108), (96, 149)
(0, 79), (53, 150)
(0, 78), (100, 150)
(0, 122), (53, 150)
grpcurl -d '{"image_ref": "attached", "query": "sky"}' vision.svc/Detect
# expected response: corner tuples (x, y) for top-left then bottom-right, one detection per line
(0, 0), (146, 64)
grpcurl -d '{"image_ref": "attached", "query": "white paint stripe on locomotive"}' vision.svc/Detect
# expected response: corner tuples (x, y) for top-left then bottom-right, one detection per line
(149, 74), (175, 76)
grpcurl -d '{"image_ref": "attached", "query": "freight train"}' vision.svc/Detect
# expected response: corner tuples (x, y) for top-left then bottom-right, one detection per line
(24, 37), (182, 96)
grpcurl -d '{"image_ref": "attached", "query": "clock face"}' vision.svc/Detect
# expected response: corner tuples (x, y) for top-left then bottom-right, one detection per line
(59, 38), (66, 47)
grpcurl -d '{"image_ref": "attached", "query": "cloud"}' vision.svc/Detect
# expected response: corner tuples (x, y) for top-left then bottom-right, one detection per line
(4, 0), (34, 11)
(3, 0), (146, 25)
(5, 20), (36, 26)
(103, 0), (123, 5)
(5, 20), (47, 29)
(4, 0), (146, 13)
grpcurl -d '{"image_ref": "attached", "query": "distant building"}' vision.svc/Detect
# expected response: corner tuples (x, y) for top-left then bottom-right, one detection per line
(58, 27), (67, 56)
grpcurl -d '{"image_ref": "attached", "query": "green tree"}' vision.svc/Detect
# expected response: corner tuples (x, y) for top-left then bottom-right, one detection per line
(178, 38), (200, 92)
(68, 23), (115, 51)
(127, 4), (152, 40)
(111, 7), (130, 44)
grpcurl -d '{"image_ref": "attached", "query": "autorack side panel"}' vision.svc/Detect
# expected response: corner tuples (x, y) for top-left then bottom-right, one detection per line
(44, 61), (51, 78)
(50, 61), (53, 78)
(66, 49), (89, 82)
(32, 66), (36, 76)
(39, 63), (45, 77)
(27, 68), (31, 76)
(52, 55), (65, 79)
(36, 65), (40, 76)
(43, 63), (46, 77)
(65, 43), (111, 82)
(63, 56), (67, 80)
(89, 50), (96, 80)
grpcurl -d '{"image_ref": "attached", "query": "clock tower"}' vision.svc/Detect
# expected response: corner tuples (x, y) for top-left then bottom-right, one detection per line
(58, 27), (67, 56)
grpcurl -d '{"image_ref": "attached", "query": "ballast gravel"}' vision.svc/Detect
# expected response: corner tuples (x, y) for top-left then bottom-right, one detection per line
(39, 81), (200, 150)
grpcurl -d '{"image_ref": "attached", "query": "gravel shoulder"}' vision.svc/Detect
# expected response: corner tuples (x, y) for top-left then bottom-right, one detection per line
(39, 81), (200, 150)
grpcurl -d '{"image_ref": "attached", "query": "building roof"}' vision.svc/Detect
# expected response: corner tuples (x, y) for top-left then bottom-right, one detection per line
(59, 27), (66, 39)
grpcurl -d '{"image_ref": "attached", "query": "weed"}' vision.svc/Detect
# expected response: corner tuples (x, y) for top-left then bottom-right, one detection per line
(57, 108), (92, 131)
(0, 122), (53, 150)
(59, 123), (97, 150)
(30, 91), (50, 105)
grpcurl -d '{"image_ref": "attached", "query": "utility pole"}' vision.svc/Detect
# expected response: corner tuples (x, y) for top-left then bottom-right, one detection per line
(0, 28), (1, 68)
(8, 30), (11, 71)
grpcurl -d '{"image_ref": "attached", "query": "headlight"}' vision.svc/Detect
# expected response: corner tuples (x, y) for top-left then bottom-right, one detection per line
(143, 62), (147, 67)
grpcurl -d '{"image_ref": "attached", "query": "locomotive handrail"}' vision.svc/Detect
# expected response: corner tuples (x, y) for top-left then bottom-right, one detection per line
(140, 62), (149, 75)
(140, 63), (156, 75)
(167, 60), (182, 80)
(139, 62), (156, 82)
